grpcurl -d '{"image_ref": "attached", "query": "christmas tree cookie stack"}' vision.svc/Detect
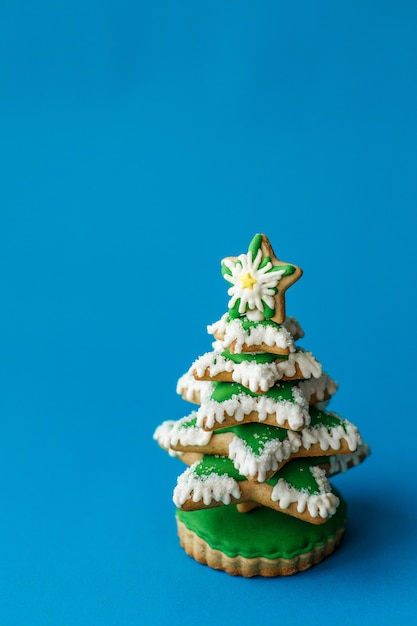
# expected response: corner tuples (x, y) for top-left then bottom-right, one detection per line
(154, 234), (369, 576)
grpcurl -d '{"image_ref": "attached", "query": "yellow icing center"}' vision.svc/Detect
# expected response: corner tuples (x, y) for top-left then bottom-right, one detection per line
(240, 272), (257, 290)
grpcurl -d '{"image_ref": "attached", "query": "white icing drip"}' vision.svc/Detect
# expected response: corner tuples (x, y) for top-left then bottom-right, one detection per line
(282, 317), (305, 340)
(153, 420), (175, 450)
(207, 313), (295, 353)
(168, 413), (213, 447)
(278, 350), (322, 380)
(176, 371), (214, 403)
(327, 443), (370, 474)
(298, 372), (337, 401)
(271, 467), (339, 518)
(231, 361), (278, 392)
(192, 350), (328, 394)
(173, 462), (241, 507)
(196, 390), (309, 431)
(160, 410), (362, 482)
(301, 418), (361, 452)
(193, 352), (234, 378)
(228, 433), (298, 482)
(152, 421), (184, 457)
(246, 309), (265, 322)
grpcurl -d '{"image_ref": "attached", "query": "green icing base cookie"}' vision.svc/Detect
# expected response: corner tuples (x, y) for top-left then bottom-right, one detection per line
(176, 487), (347, 577)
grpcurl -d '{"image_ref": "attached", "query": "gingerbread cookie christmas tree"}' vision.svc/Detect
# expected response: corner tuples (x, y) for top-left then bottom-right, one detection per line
(154, 234), (369, 576)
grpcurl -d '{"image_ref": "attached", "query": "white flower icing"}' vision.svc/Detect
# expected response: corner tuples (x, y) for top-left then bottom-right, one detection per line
(173, 462), (241, 507)
(223, 248), (285, 318)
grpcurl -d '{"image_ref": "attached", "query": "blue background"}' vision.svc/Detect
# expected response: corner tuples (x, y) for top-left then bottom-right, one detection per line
(1, 1), (416, 624)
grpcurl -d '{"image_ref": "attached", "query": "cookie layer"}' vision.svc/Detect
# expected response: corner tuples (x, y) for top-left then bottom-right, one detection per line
(176, 488), (347, 576)
(173, 455), (340, 523)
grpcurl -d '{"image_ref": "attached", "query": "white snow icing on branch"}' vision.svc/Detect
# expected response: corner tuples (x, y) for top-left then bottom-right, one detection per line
(282, 350), (322, 379)
(207, 313), (296, 352)
(228, 431), (300, 482)
(298, 372), (337, 402)
(282, 317), (305, 339)
(173, 462), (241, 507)
(153, 421), (184, 457)
(226, 416), (360, 481)
(192, 349), (325, 393)
(176, 371), (214, 403)
(196, 388), (310, 431)
(327, 443), (370, 474)
(271, 466), (339, 519)
(158, 413), (213, 448)
(301, 418), (361, 452)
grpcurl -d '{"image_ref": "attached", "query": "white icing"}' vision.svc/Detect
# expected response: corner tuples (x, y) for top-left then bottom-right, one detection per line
(192, 349), (327, 394)
(176, 371), (214, 403)
(279, 350), (322, 380)
(228, 432), (299, 482)
(167, 409), (361, 481)
(282, 316), (305, 340)
(223, 248), (284, 318)
(208, 313), (295, 353)
(298, 372), (337, 401)
(160, 413), (213, 448)
(271, 467), (339, 518)
(193, 352), (235, 378)
(153, 421), (184, 457)
(300, 417), (361, 452)
(196, 389), (309, 431)
(173, 462), (241, 507)
(153, 420), (176, 450)
(327, 443), (370, 474)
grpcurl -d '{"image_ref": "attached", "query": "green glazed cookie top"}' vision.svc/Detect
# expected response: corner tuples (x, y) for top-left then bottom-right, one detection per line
(173, 454), (339, 519)
(176, 490), (347, 560)
(196, 380), (310, 431)
(153, 406), (363, 483)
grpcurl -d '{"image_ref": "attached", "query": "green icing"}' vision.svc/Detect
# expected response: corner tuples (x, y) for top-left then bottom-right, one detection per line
(176, 487), (347, 560)
(178, 415), (198, 430)
(192, 454), (331, 495)
(193, 455), (244, 481)
(221, 263), (233, 280)
(179, 407), (348, 456)
(247, 234), (296, 279)
(218, 422), (289, 451)
(221, 235), (297, 320)
(248, 233), (263, 258)
(220, 349), (288, 364)
(266, 458), (324, 493)
(309, 407), (348, 433)
(226, 314), (283, 331)
(211, 381), (297, 403)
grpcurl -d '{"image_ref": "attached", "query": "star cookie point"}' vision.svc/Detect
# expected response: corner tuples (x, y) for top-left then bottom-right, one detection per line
(222, 233), (302, 324)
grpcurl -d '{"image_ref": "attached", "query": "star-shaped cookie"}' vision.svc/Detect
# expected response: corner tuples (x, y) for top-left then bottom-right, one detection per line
(222, 234), (303, 324)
